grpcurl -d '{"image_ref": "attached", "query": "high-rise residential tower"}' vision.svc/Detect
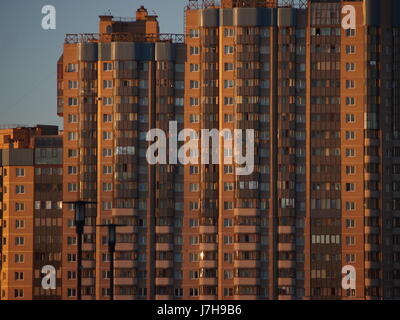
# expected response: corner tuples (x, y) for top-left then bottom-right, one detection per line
(0, 125), (63, 300)
(57, 0), (400, 300)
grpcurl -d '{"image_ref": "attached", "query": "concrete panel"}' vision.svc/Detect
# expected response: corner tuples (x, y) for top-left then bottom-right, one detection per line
(135, 43), (155, 61)
(155, 43), (176, 61)
(277, 8), (296, 27)
(393, 0), (400, 27)
(200, 8), (219, 27)
(98, 43), (111, 61)
(112, 42), (136, 60)
(2, 149), (34, 166)
(234, 8), (258, 26)
(220, 8), (233, 26)
(259, 8), (276, 26)
(78, 43), (98, 61)
(364, 0), (380, 26)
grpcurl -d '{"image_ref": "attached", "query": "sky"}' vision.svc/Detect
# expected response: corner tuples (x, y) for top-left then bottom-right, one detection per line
(0, 0), (184, 129)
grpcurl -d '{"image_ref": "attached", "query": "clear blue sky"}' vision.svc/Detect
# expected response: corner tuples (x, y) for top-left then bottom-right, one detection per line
(0, 0), (184, 129)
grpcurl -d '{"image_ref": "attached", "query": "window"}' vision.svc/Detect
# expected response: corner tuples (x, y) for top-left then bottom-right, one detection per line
(15, 203), (25, 211)
(175, 64), (184, 72)
(346, 97), (355, 105)
(346, 166), (355, 175)
(224, 114), (233, 123)
(67, 288), (77, 297)
(346, 131), (356, 140)
(103, 80), (113, 89)
(346, 219), (356, 228)
(190, 64), (199, 72)
(224, 46), (234, 54)
(189, 202), (199, 211)
(224, 202), (233, 210)
(67, 132), (77, 141)
(68, 166), (77, 175)
(224, 63), (234, 71)
(15, 237), (25, 246)
(190, 97), (199, 106)
(16, 220), (25, 229)
(68, 114), (78, 123)
(68, 80), (78, 89)
(346, 114), (355, 123)
(346, 254), (356, 263)
(103, 62), (113, 71)
(346, 236), (356, 246)
(189, 183), (199, 192)
(224, 97), (234, 105)
(14, 289), (24, 298)
(346, 148), (355, 158)
(68, 98), (78, 106)
(139, 80), (148, 89)
(16, 168), (25, 177)
(68, 183), (77, 193)
(346, 183), (355, 192)
(190, 46), (200, 55)
(346, 29), (356, 37)
(103, 148), (112, 157)
(15, 272), (24, 280)
(189, 29), (200, 38)
(15, 185), (25, 194)
(190, 114), (200, 123)
(224, 28), (234, 37)
(67, 254), (77, 262)
(15, 254), (24, 263)
(346, 201), (356, 211)
(103, 131), (112, 140)
(224, 80), (234, 88)
(103, 166), (112, 174)
(103, 183), (112, 192)
(68, 149), (78, 158)
(346, 45), (356, 54)
(224, 218), (233, 227)
(346, 63), (355, 72)
(175, 81), (184, 89)
(66, 64), (78, 72)
(346, 80), (355, 89)
(103, 97), (113, 105)
(189, 219), (199, 228)
(190, 81), (199, 89)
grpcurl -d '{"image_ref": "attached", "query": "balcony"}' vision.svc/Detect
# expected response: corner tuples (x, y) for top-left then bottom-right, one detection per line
(278, 243), (296, 251)
(114, 260), (136, 268)
(278, 278), (296, 286)
(114, 278), (137, 286)
(155, 278), (174, 286)
(278, 260), (296, 269)
(233, 278), (258, 286)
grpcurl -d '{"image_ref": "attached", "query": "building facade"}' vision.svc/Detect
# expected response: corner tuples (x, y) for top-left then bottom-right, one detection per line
(0, 125), (63, 300)
(55, 0), (400, 300)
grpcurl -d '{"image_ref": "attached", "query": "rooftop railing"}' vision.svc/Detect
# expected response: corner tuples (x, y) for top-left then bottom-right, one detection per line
(65, 33), (185, 44)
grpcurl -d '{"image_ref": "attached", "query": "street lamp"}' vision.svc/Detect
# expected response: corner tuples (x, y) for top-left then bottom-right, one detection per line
(64, 200), (96, 300)
(97, 223), (124, 301)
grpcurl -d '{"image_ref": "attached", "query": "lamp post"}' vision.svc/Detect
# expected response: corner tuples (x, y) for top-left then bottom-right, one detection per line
(64, 200), (96, 300)
(97, 223), (124, 301)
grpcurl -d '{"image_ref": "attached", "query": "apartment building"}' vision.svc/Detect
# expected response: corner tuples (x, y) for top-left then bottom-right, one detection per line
(57, 0), (400, 300)
(0, 125), (63, 300)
